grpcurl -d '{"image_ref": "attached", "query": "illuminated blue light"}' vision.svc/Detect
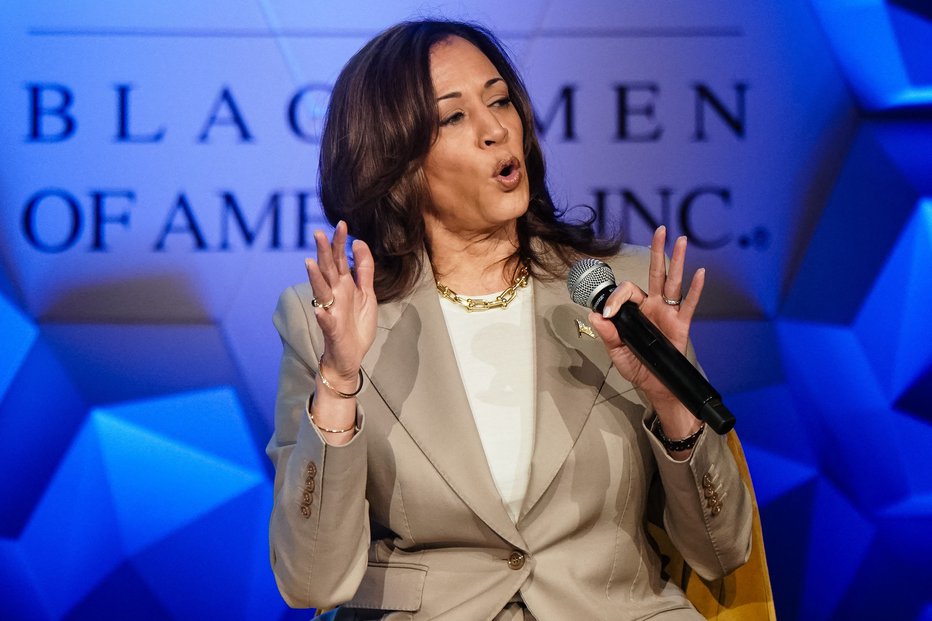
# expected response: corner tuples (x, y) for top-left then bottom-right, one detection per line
(93, 411), (264, 555)
(781, 124), (920, 324)
(741, 445), (817, 507)
(811, 0), (932, 110)
(8, 388), (280, 619)
(725, 384), (817, 466)
(18, 418), (127, 618)
(0, 294), (38, 399)
(777, 321), (910, 509)
(0, 339), (87, 538)
(800, 480), (875, 621)
(855, 199), (932, 402)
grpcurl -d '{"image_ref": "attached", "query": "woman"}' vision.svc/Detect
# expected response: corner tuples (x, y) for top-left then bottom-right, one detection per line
(267, 19), (752, 620)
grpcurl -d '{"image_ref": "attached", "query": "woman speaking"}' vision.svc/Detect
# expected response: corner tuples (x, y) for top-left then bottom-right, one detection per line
(267, 19), (752, 620)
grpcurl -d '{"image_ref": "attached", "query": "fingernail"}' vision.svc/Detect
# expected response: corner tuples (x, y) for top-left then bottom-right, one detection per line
(602, 305), (612, 318)
(305, 258), (312, 269)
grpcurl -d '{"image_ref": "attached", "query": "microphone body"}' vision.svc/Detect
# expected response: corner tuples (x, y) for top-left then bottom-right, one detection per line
(569, 259), (735, 434)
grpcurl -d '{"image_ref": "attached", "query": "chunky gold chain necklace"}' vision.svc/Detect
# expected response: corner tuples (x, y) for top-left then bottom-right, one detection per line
(436, 265), (530, 312)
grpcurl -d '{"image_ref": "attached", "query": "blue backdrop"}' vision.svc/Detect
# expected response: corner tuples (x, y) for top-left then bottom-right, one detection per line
(1, 1), (930, 619)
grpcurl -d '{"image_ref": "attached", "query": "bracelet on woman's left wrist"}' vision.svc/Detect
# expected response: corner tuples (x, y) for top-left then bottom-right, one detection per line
(651, 417), (705, 453)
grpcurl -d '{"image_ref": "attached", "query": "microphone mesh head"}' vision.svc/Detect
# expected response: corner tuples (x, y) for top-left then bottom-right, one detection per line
(567, 258), (616, 308)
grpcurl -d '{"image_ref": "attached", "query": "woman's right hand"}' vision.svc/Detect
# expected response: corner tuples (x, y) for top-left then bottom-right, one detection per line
(305, 220), (377, 390)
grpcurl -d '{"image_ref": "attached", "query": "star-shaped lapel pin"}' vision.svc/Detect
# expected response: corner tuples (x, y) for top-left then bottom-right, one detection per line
(575, 319), (596, 339)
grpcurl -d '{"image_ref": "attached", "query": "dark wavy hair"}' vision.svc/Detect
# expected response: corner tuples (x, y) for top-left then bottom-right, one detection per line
(319, 19), (621, 302)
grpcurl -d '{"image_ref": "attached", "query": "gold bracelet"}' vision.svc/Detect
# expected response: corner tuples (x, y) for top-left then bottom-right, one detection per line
(318, 354), (364, 398)
(307, 407), (358, 434)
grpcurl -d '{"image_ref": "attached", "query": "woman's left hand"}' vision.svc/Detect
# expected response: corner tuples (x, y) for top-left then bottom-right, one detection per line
(588, 226), (705, 435)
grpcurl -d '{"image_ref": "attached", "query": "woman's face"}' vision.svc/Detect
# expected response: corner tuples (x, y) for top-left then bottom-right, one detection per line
(422, 36), (529, 241)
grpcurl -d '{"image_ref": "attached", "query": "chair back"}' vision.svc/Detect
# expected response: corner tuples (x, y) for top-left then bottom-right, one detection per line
(648, 432), (776, 620)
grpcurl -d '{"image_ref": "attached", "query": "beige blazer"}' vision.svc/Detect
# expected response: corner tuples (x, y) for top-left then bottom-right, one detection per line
(267, 245), (753, 620)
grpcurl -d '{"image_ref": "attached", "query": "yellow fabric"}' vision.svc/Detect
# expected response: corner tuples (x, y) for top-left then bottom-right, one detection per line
(649, 431), (776, 620)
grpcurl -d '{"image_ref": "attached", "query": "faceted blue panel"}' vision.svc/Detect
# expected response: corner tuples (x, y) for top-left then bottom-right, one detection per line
(887, 412), (932, 498)
(93, 412), (263, 555)
(5, 388), (279, 620)
(889, 3), (932, 86)
(800, 480), (875, 621)
(97, 387), (264, 472)
(811, 0), (932, 110)
(0, 539), (52, 621)
(690, 319), (784, 394)
(741, 445), (817, 508)
(0, 293), (37, 398)
(781, 124), (921, 324)
(757, 480), (818, 621)
(130, 486), (284, 621)
(725, 384), (817, 467)
(0, 337), (87, 538)
(829, 534), (930, 621)
(65, 561), (174, 621)
(855, 200), (932, 408)
(777, 321), (911, 510)
(17, 417), (127, 618)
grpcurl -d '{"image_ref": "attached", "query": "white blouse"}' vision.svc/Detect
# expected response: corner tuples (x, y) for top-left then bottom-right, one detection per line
(439, 281), (536, 522)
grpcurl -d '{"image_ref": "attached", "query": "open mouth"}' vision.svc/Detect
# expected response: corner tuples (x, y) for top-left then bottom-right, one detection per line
(495, 157), (519, 179)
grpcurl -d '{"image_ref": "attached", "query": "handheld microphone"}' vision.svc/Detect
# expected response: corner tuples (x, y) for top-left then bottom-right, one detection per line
(567, 258), (735, 434)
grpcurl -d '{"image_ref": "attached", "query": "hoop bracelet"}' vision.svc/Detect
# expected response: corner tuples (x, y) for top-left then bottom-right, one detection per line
(651, 417), (705, 453)
(318, 354), (364, 399)
(307, 407), (359, 434)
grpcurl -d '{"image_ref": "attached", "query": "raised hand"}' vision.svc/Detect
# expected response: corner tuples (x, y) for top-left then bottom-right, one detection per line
(588, 226), (705, 438)
(304, 220), (378, 395)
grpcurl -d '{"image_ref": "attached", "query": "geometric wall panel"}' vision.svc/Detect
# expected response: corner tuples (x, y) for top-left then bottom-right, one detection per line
(781, 123), (924, 325)
(0, 388), (288, 620)
(0, 293), (37, 398)
(799, 479), (875, 621)
(811, 0), (932, 110)
(0, 337), (88, 539)
(854, 200), (932, 414)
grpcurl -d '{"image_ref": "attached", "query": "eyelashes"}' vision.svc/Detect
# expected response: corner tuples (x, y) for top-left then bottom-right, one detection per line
(440, 97), (512, 127)
(441, 111), (465, 126)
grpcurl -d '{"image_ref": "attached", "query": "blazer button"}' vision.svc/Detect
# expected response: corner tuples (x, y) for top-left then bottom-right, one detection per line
(307, 462), (318, 477)
(507, 551), (526, 570)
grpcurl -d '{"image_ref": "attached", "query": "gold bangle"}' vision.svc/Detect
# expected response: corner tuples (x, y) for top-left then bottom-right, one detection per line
(307, 407), (358, 434)
(318, 354), (364, 398)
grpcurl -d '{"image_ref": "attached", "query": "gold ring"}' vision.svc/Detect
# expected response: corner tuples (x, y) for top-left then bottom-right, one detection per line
(312, 296), (335, 310)
(661, 293), (682, 306)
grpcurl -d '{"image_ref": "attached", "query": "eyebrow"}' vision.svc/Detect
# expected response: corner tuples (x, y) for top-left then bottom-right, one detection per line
(436, 77), (505, 102)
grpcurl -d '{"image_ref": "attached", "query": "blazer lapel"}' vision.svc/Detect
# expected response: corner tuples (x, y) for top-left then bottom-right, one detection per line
(361, 267), (525, 550)
(519, 276), (616, 520)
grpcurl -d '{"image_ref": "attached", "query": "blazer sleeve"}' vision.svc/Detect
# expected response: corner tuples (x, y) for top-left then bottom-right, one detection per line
(266, 284), (370, 609)
(643, 342), (753, 581)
